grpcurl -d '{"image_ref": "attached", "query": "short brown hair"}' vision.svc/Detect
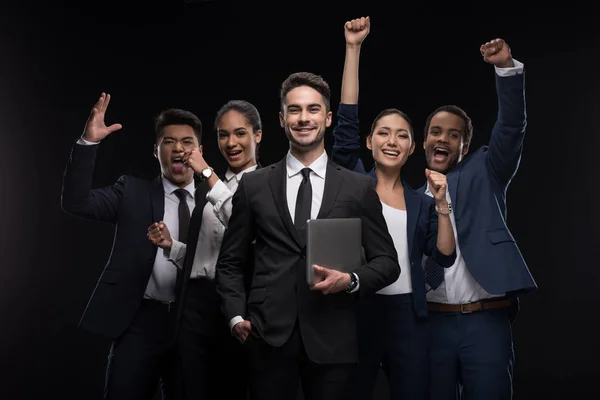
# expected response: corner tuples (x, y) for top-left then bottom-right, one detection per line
(280, 72), (331, 112)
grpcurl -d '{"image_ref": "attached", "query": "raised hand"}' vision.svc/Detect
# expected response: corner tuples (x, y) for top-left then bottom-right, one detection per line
(147, 221), (173, 249)
(82, 93), (123, 142)
(480, 38), (513, 68)
(425, 168), (448, 204)
(183, 147), (209, 174)
(345, 16), (370, 46)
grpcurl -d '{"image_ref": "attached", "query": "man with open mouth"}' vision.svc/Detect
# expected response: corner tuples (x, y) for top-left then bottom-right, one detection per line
(421, 39), (537, 399)
(61, 94), (202, 399)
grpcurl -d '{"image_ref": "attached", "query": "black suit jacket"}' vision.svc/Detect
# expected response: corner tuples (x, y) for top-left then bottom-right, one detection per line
(215, 156), (400, 364)
(61, 143), (176, 339)
(174, 165), (262, 340)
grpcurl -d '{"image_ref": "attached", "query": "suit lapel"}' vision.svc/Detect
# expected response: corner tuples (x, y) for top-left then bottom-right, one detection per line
(403, 182), (421, 259)
(269, 158), (301, 247)
(151, 176), (165, 225)
(447, 162), (462, 207)
(316, 161), (343, 219)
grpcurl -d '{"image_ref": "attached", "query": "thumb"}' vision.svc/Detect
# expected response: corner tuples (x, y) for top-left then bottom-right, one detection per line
(345, 21), (352, 29)
(107, 123), (123, 134)
(313, 264), (326, 274)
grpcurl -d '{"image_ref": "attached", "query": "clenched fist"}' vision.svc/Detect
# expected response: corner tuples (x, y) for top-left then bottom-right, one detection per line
(480, 38), (513, 68)
(147, 222), (173, 249)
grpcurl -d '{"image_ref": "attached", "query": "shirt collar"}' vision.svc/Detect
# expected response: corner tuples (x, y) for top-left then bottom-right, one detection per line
(286, 150), (328, 179)
(161, 176), (195, 198)
(224, 164), (258, 183)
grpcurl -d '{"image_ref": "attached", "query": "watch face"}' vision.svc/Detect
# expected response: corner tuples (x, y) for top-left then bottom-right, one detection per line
(202, 168), (212, 178)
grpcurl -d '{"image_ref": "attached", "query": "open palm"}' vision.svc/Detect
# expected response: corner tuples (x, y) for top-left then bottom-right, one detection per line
(83, 92), (123, 142)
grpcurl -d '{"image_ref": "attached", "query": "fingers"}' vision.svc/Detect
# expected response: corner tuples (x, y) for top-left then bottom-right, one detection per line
(311, 277), (335, 294)
(233, 321), (252, 343)
(346, 16), (370, 32)
(147, 222), (167, 244)
(102, 93), (111, 112)
(92, 93), (105, 114)
(480, 38), (505, 57)
(427, 170), (447, 192)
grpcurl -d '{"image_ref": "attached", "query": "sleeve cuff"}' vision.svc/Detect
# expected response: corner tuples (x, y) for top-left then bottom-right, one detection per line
(337, 103), (359, 120)
(77, 137), (100, 145)
(167, 240), (186, 269)
(432, 248), (456, 268)
(495, 58), (524, 77)
(229, 316), (244, 331)
(206, 179), (230, 205)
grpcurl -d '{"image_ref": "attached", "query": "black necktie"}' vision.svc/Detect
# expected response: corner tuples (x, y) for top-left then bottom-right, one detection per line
(294, 168), (312, 240)
(173, 189), (190, 244)
(424, 256), (445, 290)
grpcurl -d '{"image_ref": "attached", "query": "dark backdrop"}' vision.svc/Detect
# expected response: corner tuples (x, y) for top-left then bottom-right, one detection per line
(2, 0), (599, 398)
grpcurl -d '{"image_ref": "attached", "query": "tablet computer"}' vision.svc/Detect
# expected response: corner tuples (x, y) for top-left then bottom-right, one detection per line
(306, 218), (362, 286)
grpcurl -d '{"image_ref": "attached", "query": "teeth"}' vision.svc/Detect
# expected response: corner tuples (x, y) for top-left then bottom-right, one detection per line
(383, 151), (399, 156)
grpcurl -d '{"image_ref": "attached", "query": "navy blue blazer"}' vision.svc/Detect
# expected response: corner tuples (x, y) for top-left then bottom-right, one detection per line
(331, 103), (456, 318)
(419, 72), (536, 296)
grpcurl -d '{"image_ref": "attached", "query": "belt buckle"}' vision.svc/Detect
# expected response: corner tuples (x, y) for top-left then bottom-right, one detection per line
(460, 303), (472, 314)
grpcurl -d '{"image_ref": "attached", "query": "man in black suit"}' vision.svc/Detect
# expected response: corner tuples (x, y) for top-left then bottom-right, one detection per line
(215, 72), (401, 400)
(61, 93), (202, 399)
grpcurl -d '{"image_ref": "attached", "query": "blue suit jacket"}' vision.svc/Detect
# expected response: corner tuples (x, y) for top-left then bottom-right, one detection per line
(420, 72), (536, 295)
(331, 104), (456, 318)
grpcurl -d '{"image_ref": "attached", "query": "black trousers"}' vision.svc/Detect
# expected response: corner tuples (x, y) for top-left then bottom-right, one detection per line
(104, 299), (176, 400)
(172, 277), (248, 400)
(245, 323), (356, 400)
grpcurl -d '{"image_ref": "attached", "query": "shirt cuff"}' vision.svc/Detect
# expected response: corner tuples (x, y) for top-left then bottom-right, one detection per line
(206, 179), (230, 205)
(77, 137), (100, 145)
(495, 58), (524, 77)
(229, 316), (244, 331)
(167, 240), (185, 269)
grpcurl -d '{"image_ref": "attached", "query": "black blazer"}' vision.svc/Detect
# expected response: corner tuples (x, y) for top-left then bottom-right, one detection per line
(215, 156), (400, 364)
(61, 143), (172, 339)
(174, 165), (262, 339)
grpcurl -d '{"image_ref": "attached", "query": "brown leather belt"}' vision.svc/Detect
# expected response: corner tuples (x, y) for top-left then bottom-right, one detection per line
(428, 298), (514, 314)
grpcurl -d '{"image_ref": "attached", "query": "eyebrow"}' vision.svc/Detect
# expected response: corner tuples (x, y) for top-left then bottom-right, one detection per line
(377, 126), (409, 133)
(430, 125), (461, 133)
(218, 127), (248, 134)
(287, 103), (322, 109)
(163, 135), (195, 140)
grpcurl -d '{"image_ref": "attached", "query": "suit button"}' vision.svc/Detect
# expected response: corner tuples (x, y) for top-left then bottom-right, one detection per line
(300, 247), (306, 259)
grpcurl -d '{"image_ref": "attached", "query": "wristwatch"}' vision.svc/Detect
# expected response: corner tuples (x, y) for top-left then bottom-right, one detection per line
(200, 167), (213, 181)
(435, 202), (452, 215)
(344, 273), (358, 293)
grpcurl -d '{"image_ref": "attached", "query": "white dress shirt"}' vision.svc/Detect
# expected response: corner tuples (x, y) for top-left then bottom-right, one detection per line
(76, 136), (195, 303)
(424, 59), (523, 304)
(167, 165), (258, 280)
(285, 150), (328, 223)
(145, 177), (195, 302)
(377, 204), (412, 295)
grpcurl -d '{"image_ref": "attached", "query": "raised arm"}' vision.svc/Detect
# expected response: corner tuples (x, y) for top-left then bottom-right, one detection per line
(424, 169), (456, 267)
(480, 39), (527, 187)
(61, 93), (125, 223)
(331, 17), (370, 173)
